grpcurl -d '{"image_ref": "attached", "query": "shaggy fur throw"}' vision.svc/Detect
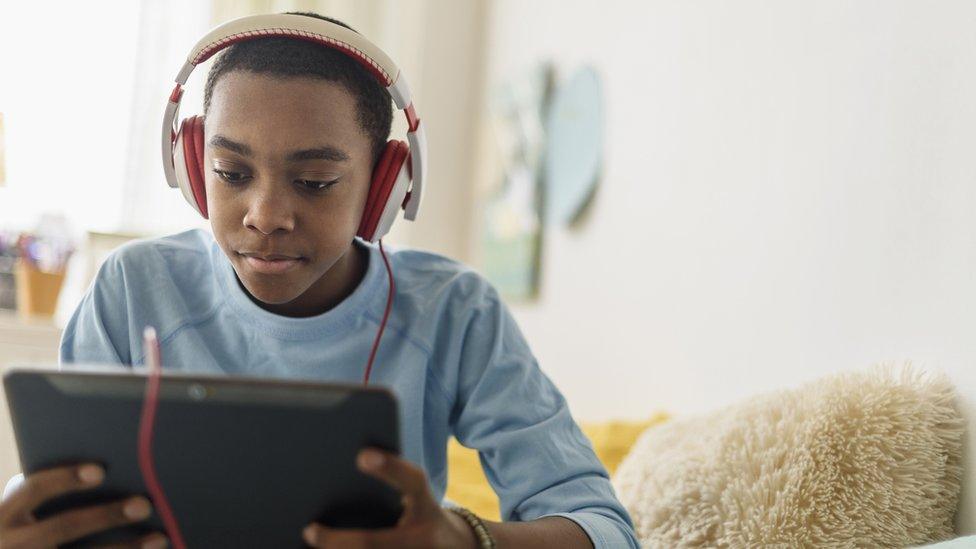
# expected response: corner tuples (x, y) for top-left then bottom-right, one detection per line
(613, 367), (965, 548)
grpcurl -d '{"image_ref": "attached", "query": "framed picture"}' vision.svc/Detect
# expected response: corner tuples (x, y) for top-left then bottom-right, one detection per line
(480, 64), (555, 301)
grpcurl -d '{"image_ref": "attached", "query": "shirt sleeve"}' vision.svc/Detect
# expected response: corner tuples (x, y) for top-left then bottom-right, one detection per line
(59, 254), (131, 366)
(449, 283), (639, 548)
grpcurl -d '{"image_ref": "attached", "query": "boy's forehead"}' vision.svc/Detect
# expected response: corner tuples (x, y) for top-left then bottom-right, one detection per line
(207, 71), (369, 152)
(210, 72), (358, 124)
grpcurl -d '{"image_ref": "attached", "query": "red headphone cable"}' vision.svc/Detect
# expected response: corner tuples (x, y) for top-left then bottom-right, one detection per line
(138, 327), (188, 549)
(363, 239), (396, 386)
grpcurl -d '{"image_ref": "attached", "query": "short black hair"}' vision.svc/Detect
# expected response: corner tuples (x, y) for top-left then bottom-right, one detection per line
(202, 11), (393, 162)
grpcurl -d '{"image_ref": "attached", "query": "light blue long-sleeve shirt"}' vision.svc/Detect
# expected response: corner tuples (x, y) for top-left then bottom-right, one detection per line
(14, 229), (638, 547)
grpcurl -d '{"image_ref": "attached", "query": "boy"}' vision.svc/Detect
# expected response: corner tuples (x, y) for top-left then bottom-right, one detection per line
(0, 12), (638, 548)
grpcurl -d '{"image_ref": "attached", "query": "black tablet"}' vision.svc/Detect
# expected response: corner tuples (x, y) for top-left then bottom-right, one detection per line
(3, 365), (403, 548)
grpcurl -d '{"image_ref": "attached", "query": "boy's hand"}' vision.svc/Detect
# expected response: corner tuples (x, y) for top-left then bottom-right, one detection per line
(302, 449), (478, 549)
(0, 463), (168, 549)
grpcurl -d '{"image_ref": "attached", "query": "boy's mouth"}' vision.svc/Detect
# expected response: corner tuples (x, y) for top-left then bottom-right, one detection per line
(237, 251), (305, 275)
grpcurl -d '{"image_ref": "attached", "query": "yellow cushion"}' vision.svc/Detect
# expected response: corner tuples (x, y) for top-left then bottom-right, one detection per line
(445, 413), (669, 520)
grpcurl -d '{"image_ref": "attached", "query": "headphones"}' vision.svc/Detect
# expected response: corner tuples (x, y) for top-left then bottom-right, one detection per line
(161, 13), (427, 243)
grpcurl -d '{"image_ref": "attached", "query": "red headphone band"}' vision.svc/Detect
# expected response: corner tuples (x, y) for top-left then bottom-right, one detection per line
(191, 30), (391, 86)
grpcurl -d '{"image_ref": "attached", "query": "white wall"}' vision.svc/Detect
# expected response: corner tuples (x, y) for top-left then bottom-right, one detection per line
(480, 0), (976, 532)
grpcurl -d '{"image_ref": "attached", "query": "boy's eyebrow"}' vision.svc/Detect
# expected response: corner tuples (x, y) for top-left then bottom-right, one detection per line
(288, 147), (349, 162)
(209, 135), (252, 156)
(208, 134), (349, 162)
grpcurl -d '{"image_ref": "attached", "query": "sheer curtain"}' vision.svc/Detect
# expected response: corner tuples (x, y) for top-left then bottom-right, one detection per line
(119, 0), (214, 235)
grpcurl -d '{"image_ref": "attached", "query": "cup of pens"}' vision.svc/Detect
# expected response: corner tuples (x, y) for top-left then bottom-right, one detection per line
(14, 233), (73, 318)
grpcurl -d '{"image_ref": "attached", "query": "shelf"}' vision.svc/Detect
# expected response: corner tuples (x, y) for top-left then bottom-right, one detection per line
(0, 309), (61, 366)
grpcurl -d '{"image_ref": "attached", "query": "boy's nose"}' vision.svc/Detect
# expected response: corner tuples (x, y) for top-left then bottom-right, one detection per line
(242, 185), (296, 235)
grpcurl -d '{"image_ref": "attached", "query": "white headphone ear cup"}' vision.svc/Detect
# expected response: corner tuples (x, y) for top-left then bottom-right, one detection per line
(370, 162), (412, 243)
(172, 124), (205, 217)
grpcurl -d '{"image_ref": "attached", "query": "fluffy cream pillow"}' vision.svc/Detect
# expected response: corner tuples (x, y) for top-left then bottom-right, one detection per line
(613, 367), (965, 548)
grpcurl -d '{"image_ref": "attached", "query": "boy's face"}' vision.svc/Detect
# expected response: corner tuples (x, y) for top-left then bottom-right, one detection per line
(205, 71), (374, 313)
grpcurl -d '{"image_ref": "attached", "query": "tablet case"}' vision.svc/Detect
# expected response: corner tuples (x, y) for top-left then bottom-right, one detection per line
(4, 366), (403, 548)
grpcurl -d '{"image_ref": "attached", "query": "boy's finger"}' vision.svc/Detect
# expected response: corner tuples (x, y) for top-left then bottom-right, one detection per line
(0, 464), (103, 526)
(9, 496), (152, 548)
(357, 449), (437, 518)
(96, 531), (169, 549)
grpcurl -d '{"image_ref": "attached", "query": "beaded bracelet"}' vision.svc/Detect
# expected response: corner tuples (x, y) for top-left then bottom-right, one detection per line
(447, 505), (496, 549)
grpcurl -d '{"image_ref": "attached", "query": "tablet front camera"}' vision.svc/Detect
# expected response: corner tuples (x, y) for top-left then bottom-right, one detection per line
(188, 383), (208, 401)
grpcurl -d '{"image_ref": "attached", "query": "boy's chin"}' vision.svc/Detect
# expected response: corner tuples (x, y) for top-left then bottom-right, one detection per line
(231, 267), (306, 305)
(246, 285), (303, 306)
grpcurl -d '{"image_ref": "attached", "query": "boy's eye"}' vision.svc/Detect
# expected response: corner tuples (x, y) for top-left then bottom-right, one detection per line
(213, 169), (251, 185)
(212, 169), (337, 192)
(296, 179), (339, 191)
